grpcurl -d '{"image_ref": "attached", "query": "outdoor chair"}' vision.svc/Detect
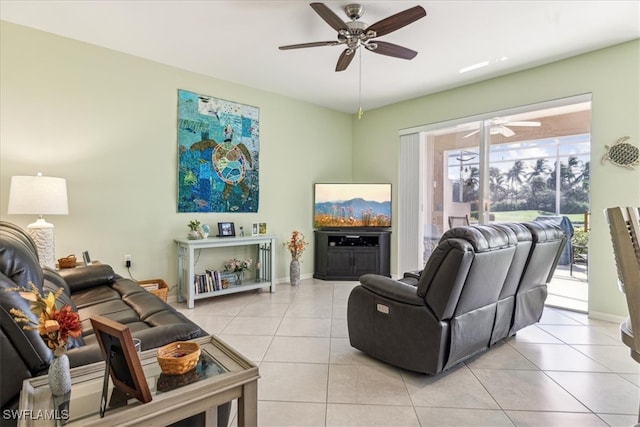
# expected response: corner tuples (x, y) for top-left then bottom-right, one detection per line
(448, 215), (469, 229)
(605, 206), (640, 424)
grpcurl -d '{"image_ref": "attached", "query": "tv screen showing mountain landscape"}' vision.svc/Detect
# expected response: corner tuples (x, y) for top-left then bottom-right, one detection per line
(314, 183), (391, 228)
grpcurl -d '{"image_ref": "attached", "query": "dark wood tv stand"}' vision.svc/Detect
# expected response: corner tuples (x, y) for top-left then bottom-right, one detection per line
(313, 230), (391, 280)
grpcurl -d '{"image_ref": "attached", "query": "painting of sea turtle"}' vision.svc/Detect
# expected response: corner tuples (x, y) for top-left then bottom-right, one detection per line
(177, 90), (259, 213)
(212, 125), (253, 199)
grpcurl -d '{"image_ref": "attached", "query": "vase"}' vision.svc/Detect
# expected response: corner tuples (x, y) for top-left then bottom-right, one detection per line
(235, 271), (243, 286)
(48, 353), (71, 397)
(290, 259), (300, 286)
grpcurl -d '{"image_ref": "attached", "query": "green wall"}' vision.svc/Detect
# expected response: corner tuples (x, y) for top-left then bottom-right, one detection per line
(352, 39), (640, 319)
(0, 21), (352, 285)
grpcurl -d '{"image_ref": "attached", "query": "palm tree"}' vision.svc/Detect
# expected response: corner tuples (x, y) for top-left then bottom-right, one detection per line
(526, 159), (550, 199)
(506, 160), (526, 206)
(527, 159), (550, 182)
(489, 167), (507, 203)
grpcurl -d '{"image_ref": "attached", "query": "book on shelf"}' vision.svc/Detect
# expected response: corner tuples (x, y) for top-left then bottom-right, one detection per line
(195, 270), (229, 294)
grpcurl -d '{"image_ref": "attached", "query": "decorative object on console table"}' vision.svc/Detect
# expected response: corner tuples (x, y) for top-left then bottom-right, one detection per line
(199, 223), (210, 238)
(187, 220), (202, 240)
(6, 282), (81, 396)
(217, 222), (236, 237)
(286, 230), (308, 286)
(7, 173), (69, 268)
(224, 258), (252, 286)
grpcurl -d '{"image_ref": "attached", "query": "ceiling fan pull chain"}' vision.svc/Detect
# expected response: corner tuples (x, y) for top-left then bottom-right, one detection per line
(358, 49), (364, 119)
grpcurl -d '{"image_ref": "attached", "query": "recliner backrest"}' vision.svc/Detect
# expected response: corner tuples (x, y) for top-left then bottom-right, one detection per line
(520, 221), (567, 292)
(509, 221), (566, 333)
(0, 221), (44, 292)
(489, 223), (533, 300)
(417, 225), (517, 320)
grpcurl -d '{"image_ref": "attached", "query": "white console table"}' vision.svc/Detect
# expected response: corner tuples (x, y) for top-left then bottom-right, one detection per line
(175, 235), (276, 308)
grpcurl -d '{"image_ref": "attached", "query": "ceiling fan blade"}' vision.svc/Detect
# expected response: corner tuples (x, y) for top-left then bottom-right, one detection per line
(464, 129), (480, 138)
(279, 41), (341, 50)
(366, 6), (426, 38)
(335, 49), (355, 72)
(310, 3), (348, 32)
(498, 126), (515, 137)
(506, 121), (541, 127)
(366, 41), (418, 60)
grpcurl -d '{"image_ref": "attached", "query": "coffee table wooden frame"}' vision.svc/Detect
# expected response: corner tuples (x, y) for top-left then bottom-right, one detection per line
(18, 335), (259, 426)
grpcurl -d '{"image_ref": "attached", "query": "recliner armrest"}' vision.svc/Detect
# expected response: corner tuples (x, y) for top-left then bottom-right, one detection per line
(57, 265), (116, 293)
(359, 274), (424, 306)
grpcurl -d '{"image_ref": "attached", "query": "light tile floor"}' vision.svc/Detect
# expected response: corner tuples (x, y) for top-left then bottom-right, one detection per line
(547, 263), (588, 313)
(173, 279), (639, 427)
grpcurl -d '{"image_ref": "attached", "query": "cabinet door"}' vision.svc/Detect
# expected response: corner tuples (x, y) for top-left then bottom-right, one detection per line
(326, 249), (354, 277)
(353, 249), (379, 276)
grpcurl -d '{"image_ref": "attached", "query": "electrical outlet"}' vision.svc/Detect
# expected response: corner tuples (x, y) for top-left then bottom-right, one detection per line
(124, 254), (132, 266)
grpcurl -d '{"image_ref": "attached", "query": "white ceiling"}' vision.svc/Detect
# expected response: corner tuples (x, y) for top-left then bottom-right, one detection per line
(1, 1), (638, 113)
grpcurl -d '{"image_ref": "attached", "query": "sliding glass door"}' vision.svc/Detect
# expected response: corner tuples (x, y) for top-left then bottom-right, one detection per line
(401, 97), (591, 310)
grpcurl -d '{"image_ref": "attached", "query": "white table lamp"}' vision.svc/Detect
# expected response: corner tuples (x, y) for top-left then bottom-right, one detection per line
(8, 173), (69, 268)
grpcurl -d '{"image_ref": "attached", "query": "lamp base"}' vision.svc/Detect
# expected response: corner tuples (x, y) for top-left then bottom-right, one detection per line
(27, 218), (56, 269)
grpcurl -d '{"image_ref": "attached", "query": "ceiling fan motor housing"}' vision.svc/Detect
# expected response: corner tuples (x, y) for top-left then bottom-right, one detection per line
(345, 4), (364, 20)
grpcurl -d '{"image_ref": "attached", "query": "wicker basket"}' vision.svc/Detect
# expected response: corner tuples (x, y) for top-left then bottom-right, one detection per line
(138, 279), (168, 302)
(58, 255), (77, 269)
(157, 341), (201, 375)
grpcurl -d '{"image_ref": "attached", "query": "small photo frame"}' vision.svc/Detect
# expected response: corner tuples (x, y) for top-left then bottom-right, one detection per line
(82, 250), (92, 266)
(259, 222), (267, 235)
(90, 315), (151, 417)
(252, 223), (259, 237)
(217, 222), (236, 237)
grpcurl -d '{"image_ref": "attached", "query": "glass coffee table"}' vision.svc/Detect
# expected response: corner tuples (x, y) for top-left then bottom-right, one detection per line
(18, 336), (258, 426)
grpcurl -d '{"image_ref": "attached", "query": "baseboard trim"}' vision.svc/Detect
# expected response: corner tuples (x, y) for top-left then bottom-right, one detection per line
(588, 310), (626, 324)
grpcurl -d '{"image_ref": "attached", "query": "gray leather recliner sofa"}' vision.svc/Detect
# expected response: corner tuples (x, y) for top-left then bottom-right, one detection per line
(347, 221), (566, 375)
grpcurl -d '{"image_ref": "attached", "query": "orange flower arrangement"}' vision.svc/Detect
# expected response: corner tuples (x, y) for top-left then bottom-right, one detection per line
(286, 230), (308, 261)
(8, 283), (82, 357)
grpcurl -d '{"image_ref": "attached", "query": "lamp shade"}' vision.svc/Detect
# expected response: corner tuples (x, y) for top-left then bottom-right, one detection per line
(8, 175), (69, 215)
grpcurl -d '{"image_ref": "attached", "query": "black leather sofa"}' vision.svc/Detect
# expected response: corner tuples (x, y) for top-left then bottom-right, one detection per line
(0, 221), (208, 418)
(347, 221), (566, 375)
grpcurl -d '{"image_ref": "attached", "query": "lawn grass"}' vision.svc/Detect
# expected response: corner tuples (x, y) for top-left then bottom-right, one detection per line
(490, 210), (585, 226)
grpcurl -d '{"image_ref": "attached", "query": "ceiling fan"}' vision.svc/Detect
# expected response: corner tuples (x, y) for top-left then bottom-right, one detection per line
(464, 118), (542, 138)
(279, 3), (427, 72)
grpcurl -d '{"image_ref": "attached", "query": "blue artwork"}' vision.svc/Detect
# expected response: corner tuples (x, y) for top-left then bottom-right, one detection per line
(177, 90), (259, 212)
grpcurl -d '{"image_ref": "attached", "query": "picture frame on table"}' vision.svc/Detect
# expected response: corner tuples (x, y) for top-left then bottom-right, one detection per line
(252, 223), (259, 237)
(259, 223), (267, 235)
(90, 315), (151, 417)
(217, 222), (236, 237)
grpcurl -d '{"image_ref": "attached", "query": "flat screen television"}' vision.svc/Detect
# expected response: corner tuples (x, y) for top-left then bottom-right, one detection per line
(313, 183), (391, 229)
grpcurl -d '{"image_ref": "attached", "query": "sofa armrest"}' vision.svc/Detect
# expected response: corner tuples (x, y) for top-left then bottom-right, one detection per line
(57, 265), (116, 292)
(359, 274), (424, 306)
(403, 270), (422, 280)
